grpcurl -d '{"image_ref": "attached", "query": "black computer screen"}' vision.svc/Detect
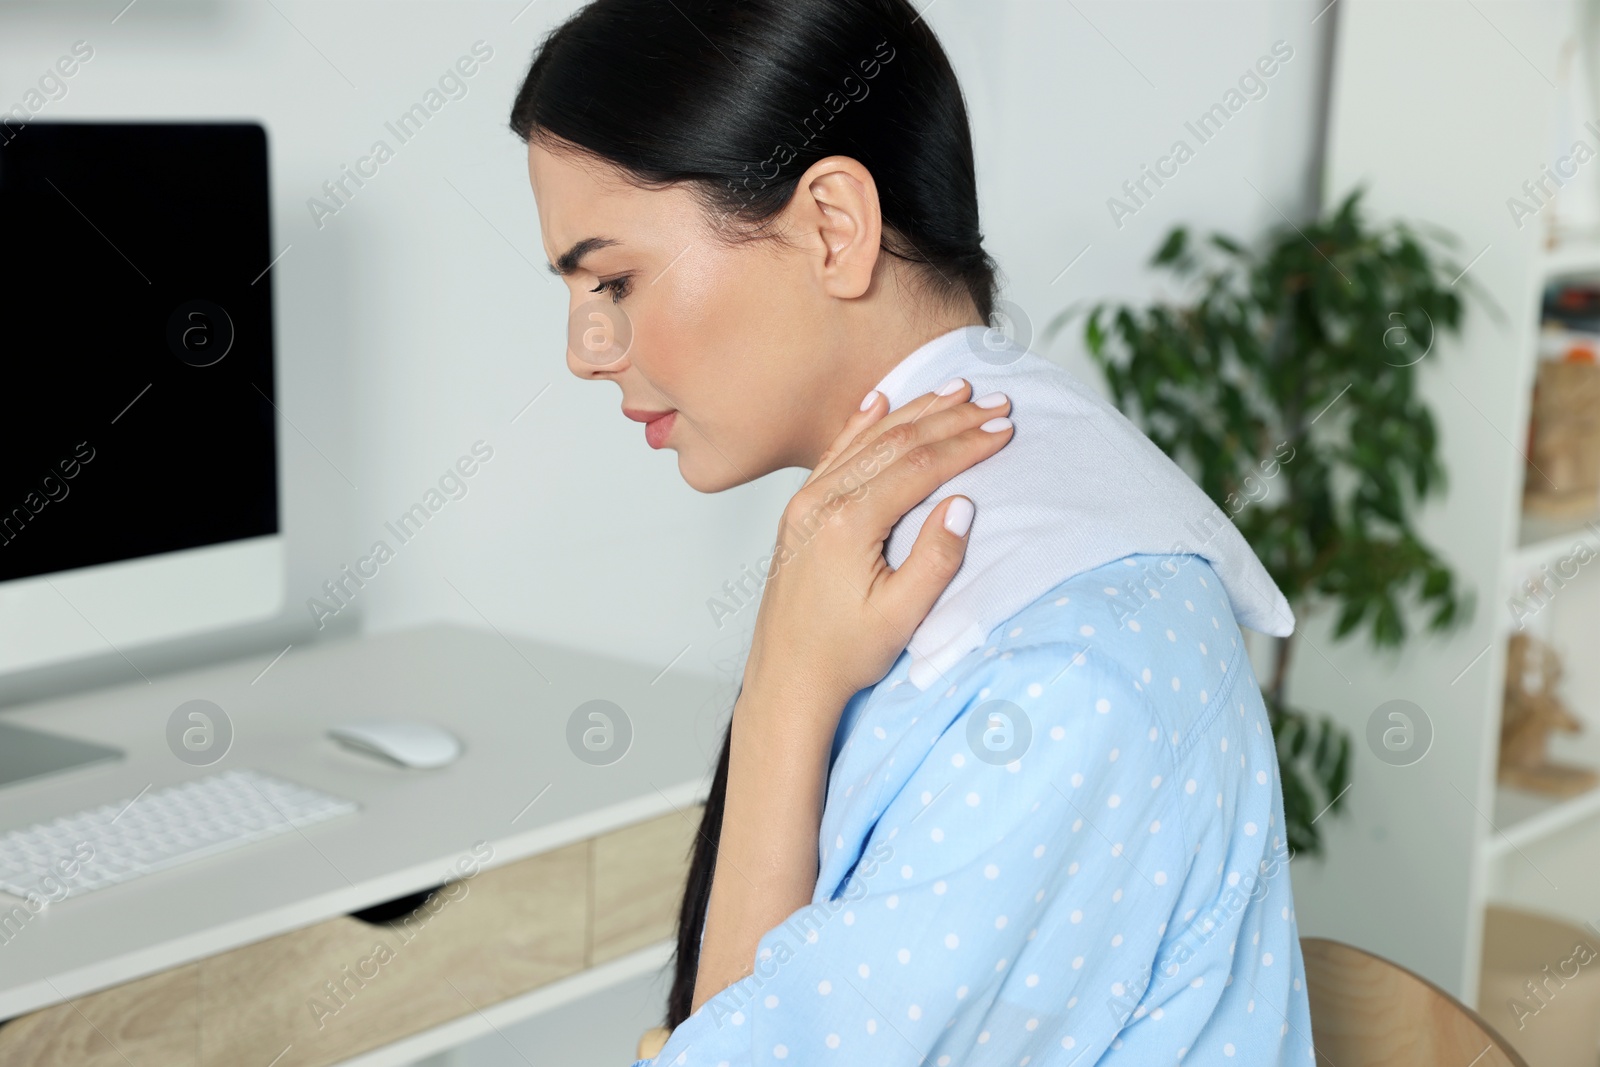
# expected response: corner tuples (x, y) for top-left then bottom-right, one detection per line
(0, 122), (278, 583)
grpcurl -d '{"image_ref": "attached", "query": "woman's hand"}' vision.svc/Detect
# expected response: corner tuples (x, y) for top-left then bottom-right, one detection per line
(743, 376), (1014, 720)
(688, 376), (1013, 1020)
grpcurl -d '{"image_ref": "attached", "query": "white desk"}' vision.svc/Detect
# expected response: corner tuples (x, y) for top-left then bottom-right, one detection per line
(0, 625), (727, 1063)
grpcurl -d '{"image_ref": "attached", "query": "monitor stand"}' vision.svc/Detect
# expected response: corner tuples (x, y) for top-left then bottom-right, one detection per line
(0, 723), (123, 789)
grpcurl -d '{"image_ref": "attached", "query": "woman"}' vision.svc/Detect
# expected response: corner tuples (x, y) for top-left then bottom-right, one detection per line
(510, 1), (1314, 1063)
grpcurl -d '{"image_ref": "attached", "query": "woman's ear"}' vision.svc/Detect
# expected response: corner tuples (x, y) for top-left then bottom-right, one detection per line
(790, 155), (884, 300)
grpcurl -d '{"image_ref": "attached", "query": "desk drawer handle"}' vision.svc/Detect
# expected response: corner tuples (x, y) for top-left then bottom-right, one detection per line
(348, 884), (445, 925)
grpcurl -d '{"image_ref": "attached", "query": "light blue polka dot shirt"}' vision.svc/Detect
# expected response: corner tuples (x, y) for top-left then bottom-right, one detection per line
(637, 553), (1314, 1066)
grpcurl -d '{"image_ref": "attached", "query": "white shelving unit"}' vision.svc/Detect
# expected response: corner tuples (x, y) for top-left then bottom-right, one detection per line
(1290, 0), (1600, 1019)
(1493, 242), (1600, 874)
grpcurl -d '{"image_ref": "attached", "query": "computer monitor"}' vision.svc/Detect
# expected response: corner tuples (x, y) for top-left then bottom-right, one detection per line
(0, 123), (284, 697)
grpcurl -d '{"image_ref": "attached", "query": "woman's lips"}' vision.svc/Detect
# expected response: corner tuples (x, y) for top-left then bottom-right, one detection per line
(643, 410), (676, 449)
(622, 407), (677, 449)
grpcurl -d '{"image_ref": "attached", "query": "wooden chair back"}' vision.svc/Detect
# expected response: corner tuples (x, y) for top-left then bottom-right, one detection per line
(637, 1026), (671, 1060)
(1302, 937), (1530, 1067)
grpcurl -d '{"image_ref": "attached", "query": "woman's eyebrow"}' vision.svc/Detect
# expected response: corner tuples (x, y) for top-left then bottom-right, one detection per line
(548, 235), (622, 276)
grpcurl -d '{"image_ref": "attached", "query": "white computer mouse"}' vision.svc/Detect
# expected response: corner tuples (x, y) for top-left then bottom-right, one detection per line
(327, 720), (462, 769)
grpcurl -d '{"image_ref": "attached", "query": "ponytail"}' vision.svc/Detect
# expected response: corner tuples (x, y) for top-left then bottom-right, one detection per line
(666, 717), (733, 1027)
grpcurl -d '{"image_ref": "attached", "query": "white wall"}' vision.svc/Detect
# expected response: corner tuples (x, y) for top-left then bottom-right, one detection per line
(0, 0), (1333, 706)
(0, 0), (1341, 1053)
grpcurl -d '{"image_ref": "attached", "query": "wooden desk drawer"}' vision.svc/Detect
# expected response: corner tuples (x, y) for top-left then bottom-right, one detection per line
(0, 807), (701, 1067)
(592, 808), (700, 965)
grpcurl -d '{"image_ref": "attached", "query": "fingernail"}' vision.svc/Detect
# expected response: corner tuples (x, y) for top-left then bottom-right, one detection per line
(981, 417), (1013, 433)
(944, 497), (974, 536)
(859, 389), (880, 411)
(936, 377), (965, 396)
(974, 391), (1008, 409)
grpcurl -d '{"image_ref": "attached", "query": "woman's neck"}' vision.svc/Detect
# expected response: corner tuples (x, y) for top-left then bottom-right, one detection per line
(800, 304), (986, 469)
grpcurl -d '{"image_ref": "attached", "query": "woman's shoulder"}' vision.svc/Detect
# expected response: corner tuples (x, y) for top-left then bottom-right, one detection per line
(928, 553), (1254, 763)
(830, 553), (1251, 819)
(973, 553), (1244, 672)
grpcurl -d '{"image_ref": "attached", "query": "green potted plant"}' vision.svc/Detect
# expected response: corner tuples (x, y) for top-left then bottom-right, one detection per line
(1049, 189), (1476, 857)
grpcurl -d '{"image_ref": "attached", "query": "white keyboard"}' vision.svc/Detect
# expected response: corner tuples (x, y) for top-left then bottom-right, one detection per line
(0, 769), (359, 900)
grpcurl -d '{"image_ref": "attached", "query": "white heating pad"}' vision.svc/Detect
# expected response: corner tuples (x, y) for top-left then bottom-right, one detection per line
(865, 324), (1295, 690)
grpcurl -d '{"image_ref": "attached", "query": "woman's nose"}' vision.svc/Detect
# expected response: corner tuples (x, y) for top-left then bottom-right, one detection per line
(566, 303), (632, 378)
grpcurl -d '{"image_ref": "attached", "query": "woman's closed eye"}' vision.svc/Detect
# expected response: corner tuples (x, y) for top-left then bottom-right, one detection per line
(590, 275), (631, 303)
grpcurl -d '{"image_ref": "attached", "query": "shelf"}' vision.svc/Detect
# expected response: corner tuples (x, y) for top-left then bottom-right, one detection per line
(1539, 239), (1600, 280)
(1510, 510), (1600, 577)
(1488, 781), (1600, 861)
(1487, 690), (1600, 861)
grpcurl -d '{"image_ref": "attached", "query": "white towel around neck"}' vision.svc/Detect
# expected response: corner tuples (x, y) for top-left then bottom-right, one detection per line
(869, 324), (1295, 690)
